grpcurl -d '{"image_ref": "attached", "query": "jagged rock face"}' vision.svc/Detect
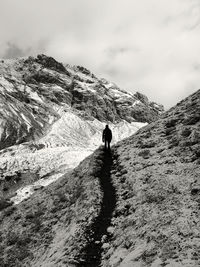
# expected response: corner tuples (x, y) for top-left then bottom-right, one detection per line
(0, 54), (163, 150)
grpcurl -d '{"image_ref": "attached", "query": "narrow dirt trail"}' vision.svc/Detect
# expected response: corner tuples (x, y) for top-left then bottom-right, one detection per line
(78, 149), (116, 267)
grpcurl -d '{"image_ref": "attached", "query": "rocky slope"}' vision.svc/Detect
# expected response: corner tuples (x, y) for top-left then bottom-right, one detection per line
(0, 151), (103, 267)
(0, 54), (163, 204)
(104, 89), (200, 266)
(0, 88), (198, 267)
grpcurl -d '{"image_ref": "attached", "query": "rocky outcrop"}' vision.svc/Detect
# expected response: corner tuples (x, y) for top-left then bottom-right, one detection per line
(30, 54), (69, 74)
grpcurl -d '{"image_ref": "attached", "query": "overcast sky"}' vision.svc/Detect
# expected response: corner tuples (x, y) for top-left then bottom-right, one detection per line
(1, 0), (200, 109)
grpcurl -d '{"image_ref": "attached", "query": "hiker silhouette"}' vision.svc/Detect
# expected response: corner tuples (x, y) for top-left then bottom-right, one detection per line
(102, 125), (112, 150)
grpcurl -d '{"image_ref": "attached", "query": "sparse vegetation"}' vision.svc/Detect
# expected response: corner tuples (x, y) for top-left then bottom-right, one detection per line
(138, 149), (150, 159)
(102, 89), (200, 266)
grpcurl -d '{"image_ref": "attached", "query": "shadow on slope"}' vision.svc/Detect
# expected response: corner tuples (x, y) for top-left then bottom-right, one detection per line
(77, 148), (116, 266)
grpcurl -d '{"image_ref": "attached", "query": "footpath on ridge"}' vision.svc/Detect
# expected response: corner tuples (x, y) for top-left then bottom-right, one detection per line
(77, 149), (116, 267)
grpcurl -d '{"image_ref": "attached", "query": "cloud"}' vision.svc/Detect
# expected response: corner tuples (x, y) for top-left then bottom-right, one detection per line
(0, 0), (200, 108)
(2, 43), (31, 59)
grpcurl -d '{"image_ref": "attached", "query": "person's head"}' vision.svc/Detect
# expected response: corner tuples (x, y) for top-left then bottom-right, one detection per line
(105, 124), (109, 129)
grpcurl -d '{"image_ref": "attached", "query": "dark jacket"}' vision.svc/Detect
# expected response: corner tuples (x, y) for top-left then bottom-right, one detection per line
(102, 127), (112, 142)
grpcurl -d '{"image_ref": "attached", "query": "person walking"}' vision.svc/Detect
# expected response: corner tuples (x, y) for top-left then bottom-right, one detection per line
(102, 125), (112, 150)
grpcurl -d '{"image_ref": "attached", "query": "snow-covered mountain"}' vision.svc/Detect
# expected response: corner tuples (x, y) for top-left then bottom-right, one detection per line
(0, 54), (163, 204)
(0, 54), (163, 150)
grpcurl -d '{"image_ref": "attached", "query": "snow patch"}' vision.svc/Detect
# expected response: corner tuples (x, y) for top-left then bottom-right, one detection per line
(132, 100), (141, 107)
(29, 91), (43, 103)
(11, 172), (63, 204)
(20, 113), (31, 131)
(0, 76), (14, 92)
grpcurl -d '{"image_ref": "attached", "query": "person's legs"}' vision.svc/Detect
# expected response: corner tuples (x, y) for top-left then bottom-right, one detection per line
(105, 140), (109, 149)
(108, 141), (110, 150)
(105, 140), (109, 150)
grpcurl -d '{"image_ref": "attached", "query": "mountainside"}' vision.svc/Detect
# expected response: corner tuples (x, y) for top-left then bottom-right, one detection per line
(105, 89), (200, 266)
(0, 54), (163, 152)
(0, 88), (199, 266)
(0, 55), (163, 137)
(0, 54), (163, 204)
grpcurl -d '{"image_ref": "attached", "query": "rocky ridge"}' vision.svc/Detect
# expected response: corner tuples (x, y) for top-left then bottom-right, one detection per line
(104, 89), (200, 266)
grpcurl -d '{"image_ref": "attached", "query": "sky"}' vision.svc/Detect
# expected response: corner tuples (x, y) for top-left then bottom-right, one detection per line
(0, 0), (200, 109)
